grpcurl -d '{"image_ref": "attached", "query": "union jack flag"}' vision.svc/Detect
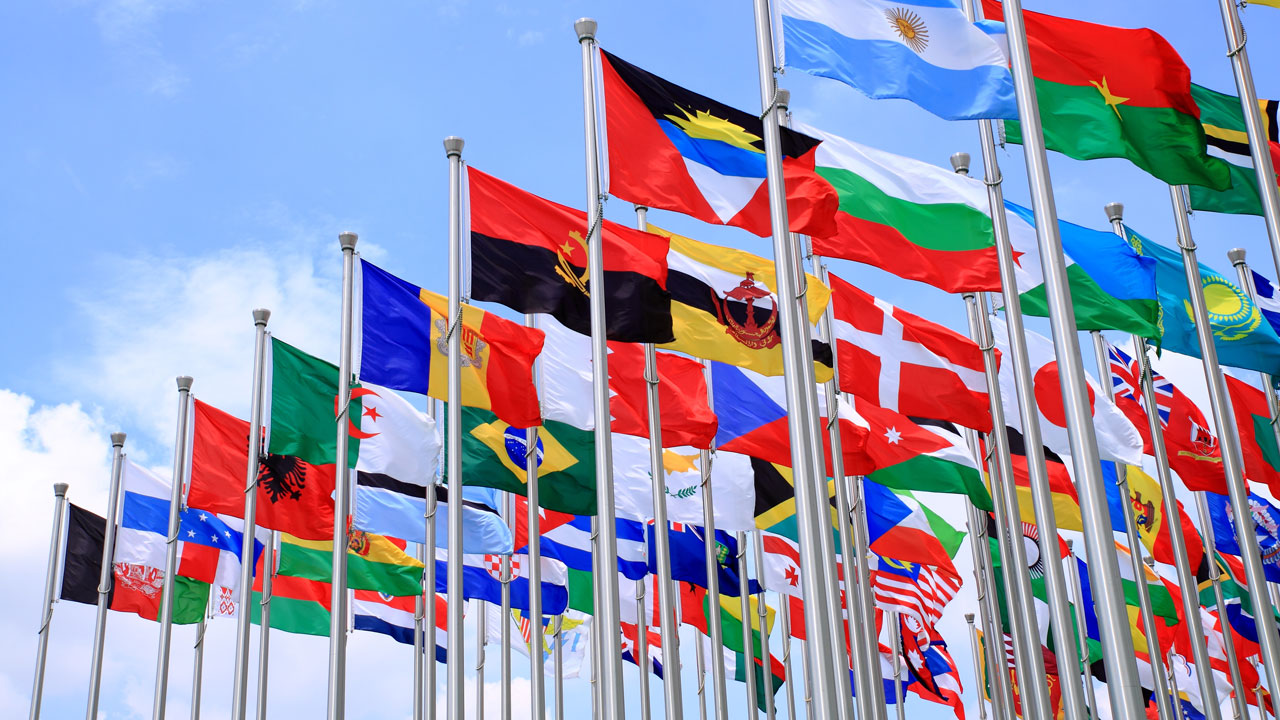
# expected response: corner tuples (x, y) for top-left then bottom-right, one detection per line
(1108, 342), (1173, 428)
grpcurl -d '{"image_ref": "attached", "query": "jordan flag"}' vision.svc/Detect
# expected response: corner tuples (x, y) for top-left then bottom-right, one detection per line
(830, 272), (992, 432)
(599, 49), (839, 239)
(989, 316), (1143, 465)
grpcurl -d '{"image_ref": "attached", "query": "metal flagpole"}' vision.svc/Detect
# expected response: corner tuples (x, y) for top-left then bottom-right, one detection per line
(695, 620), (709, 720)
(191, 596), (210, 720)
(775, 593), (796, 720)
(636, 581), (653, 720)
(573, 20), (626, 719)
(1169, 184), (1280, 699)
(424, 399), (439, 720)
(477, 599), (487, 720)
(1255, 659), (1269, 720)
(86, 432), (126, 720)
(1228, 249), (1280, 483)
(326, 231), (359, 720)
(29, 482), (69, 720)
(591, 517), (603, 713)
(1194, 493), (1251, 720)
(152, 376), (194, 720)
(736, 531), (759, 716)
(414, 541), (425, 720)
(698, 364), (730, 720)
(891, 611), (905, 720)
(1067, 541), (1100, 718)
(553, 616), (565, 720)
(965, 613), (989, 720)
(747, 0), (845, 711)
(1089, 330), (1175, 720)
(444, 136), (467, 720)
(953, 147), (1086, 720)
(633, 204), (685, 720)
(524, 313), (546, 720)
(232, 309), (271, 720)
(1168, 649), (1187, 720)
(255, 530), (277, 720)
(961, 290), (1056, 717)
(751, 535), (777, 720)
(1108, 204), (1223, 720)
(501, 495), (513, 720)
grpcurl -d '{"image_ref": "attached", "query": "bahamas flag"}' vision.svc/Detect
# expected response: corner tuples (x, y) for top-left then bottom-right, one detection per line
(599, 49), (839, 239)
(1141, 234), (1280, 375)
(359, 259), (544, 428)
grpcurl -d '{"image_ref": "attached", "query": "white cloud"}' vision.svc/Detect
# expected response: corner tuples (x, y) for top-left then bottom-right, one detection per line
(91, 0), (191, 97)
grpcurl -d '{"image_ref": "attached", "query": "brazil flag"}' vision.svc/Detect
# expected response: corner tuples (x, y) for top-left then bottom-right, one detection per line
(445, 405), (597, 516)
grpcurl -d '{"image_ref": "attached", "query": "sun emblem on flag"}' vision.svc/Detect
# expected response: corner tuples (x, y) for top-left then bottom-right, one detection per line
(1185, 276), (1260, 341)
(886, 8), (929, 53)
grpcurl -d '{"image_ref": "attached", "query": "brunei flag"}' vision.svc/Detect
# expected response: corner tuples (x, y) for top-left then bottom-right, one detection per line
(599, 49), (839, 239)
(468, 168), (674, 343)
(359, 259), (543, 429)
(648, 225), (833, 380)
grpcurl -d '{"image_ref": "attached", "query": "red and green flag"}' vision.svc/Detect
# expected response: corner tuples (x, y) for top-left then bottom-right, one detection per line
(1226, 374), (1280, 497)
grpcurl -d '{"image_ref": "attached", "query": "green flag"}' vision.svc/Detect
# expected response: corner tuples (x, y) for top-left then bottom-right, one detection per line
(1188, 83), (1280, 217)
(268, 338), (359, 468)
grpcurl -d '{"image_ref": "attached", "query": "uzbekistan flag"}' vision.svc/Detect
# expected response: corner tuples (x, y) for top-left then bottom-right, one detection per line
(359, 259), (544, 429)
(599, 49), (839, 239)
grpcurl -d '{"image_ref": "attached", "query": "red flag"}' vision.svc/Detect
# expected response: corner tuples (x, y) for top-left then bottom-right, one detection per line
(607, 344), (717, 448)
(1227, 375), (1280, 495)
(510, 496), (576, 553)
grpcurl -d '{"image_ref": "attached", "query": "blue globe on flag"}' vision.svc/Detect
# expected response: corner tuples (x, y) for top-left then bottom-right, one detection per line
(503, 426), (545, 472)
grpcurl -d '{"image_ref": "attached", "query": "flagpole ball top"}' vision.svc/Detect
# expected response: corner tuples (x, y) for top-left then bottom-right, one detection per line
(1066, 539), (1073, 551)
(1228, 248), (1248, 266)
(443, 136), (464, 157)
(964, 613), (974, 622)
(110, 431), (126, 447)
(1104, 202), (1124, 223)
(54, 482), (69, 497)
(949, 152), (970, 175)
(339, 231), (358, 252)
(574, 18), (597, 41)
(176, 376), (194, 392)
(776, 88), (790, 110)
(252, 308), (271, 326)
(1143, 555), (1155, 568)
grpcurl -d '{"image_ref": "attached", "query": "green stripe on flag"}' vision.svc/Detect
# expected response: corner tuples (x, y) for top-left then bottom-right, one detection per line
(251, 592), (330, 636)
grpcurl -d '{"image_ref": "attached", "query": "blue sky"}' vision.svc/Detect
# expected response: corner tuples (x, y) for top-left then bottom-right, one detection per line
(3, 0), (1280, 718)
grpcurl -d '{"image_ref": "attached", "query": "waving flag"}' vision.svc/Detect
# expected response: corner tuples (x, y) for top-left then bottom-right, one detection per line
(353, 591), (449, 662)
(1226, 374), (1280, 496)
(621, 622), (666, 679)
(599, 49), (838, 239)
(433, 549), (570, 615)
(1204, 491), (1280, 583)
(855, 402), (990, 510)
(535, 513), (647, 613)
(276, 531), (424, 598)
(613, 438), (756, 532)
(863, 480), (957, 572)
(1188, 83), (1280, 216)
(250, 571), (331, 637)
(650, 522), (756, 598)
(871, 554), (962, 631)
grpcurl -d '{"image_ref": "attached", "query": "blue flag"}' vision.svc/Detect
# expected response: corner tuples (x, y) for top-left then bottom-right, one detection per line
(1204, 491), (1280, 583)
(649, 522), (758, 597)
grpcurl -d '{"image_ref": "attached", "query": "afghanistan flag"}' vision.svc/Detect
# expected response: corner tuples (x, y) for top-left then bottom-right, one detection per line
(1189, 82), (1280, 216)
(982, 1), (1230, 191)
(468, 168), (674, 344)
(599, 49), (839, 239)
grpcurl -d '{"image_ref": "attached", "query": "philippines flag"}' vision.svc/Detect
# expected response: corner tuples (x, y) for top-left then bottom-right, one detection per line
(863, 479), (956, 571)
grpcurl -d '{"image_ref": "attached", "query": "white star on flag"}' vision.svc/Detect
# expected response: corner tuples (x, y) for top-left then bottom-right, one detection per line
(884, 426), (902, 444)
(198, 513), (208, 521)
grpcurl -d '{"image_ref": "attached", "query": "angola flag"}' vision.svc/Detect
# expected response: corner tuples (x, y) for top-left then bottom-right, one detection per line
(599, 49), (839, 239)
(983, 1), (1230, 191)
(359, 259), (544, 429)
(468, 168), (674, 343)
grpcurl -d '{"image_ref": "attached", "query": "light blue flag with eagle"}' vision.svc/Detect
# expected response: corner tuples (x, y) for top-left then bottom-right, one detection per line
(1138, 230), (1280, 375)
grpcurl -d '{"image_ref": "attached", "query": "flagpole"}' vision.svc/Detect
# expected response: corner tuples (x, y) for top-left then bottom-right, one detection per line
(255, 530), (276, 720)
(85, 432), (125, 720)
(961, 289), (1056, 717)
(499, 499), (512, 720)
(633, 204), (685, 720)
(775, 593), (796, 720)
(1067, 541), (1101, 717)
(891, 611), (905, 720)
(424, 398), (439, 720)
(1167, 649), (1186, 720)
(477, 599), (487, 720)
(573, 21), (626, 719)
(553, 615), (565, 720)
(444, 136), (467, 720)
(523, 313), (547, 720)
(1214, 0), (1280, 286)
(698, 362), (730, 720)
(413, 539), (426, 720)
(1168, 184), (1280, 699)
(151, 375), (194, 720)
(1107, 203), (1224, 720)
(751, 535), (777, 720)
(1255, 659), (1268, 719)
(1226, 249), (1280, 474)
(1193, 493), (1252, 720)
(734, 531), (759, 716)
(28, 482), (68, 720)
(636, 580), (653, 720)
(1089, 329), (1175, 720)
(695, 619), (709, 720)
(965, 614), (988, 720)
(191, 596), (209, 720)
(1148, 557), (1189, 720)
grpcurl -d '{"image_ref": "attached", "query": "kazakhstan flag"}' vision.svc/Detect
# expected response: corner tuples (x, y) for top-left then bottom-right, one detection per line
(1140, 229), (1280, 375)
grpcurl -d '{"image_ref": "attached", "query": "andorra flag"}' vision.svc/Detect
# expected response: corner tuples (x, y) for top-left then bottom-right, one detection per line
(358, 259), (544, 429)
(599, 49), (839, 239)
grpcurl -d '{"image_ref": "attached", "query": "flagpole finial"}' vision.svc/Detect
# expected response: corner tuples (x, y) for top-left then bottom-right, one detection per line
(776, 88), (790, 110)
(339, 231), (358, 252)
(443, 136), (464, 158)
(53, 482), (68, 497)
(176, 376), (194, 392)
(965, 613), (974, 622)
(1066, 539), (1074, 551)
(110, 432), (126, 447)
(1228, 248), (1248, 266)
(574, 18), (596, 41)
(1104, 202), (1124, 224)
(950, 152), (970, 175)
(252, 308), (271, 326)
(1143, 555), (1155, 569)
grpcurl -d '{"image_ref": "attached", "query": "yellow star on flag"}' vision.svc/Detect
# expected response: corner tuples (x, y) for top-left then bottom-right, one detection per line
(1089, 76), (1130, 121)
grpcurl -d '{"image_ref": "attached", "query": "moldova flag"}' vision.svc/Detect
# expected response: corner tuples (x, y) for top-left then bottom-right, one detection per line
(468, 168), (674, 344)
(599, 49), (839, 239)
(359, 259), (544, 429)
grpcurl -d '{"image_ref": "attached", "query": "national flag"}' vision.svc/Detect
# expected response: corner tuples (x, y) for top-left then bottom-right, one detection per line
(648, 224), (834, 380)
(620, 621), (665, 679)
(751, 459), (803, 534)
(1226, 374), (1280, 495)
(613, 437), (756, 531)
(779, 0), (1017, 121)
(991, 427), (1083, 532)
(1146, 233), (1280, 376)
(60, 504), (109, 606)
(598, 49), (839, 239)
(981, 1), (1230, 190)
(894, 618), (966, 719)
(1188, 83), (1280, 216)
(649, 522), (755, 598)
(535, 513), (647, 613)
(510, 496), (576, 553)
(870, 553), (963, 631)
(487, 606), (591, 679)
(351, 381), (443, 542)
(855, 401), (990, 510)
(267, 337), (358, 468)
(277, 530), (424, 597)
(187, 398), (335, 541)
(109, 563), (209, 625)
(432, 549), (570, 615)
(467, 167), (673, 343)
(358, 258), (544, 428)
(895, 490), (967, 559)
(863, 480), (958, 572)
(701, 634), (786, 712)
(353, 590), (449, 662)
(359, 471), (514, 555)
(758, 531), (806, 599)
(990, 315), (1144, 464)
(829, 272), (991, 431)
(1253, 269), (1280, 338)
(1115, 465), (1205, 571)
(250, 568), (331, 637)
(428, 485), (512, 555)
(1203, 491), (1280, 583)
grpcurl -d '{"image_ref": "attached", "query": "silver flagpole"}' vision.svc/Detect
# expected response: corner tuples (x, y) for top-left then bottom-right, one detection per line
(152, 375), (194, 720)
(999, 0), (1148, 713)
(424, 399), (439, 720)
(501, 494), (513, 720)
(191, 596), (209, 720)
(1168, 648), (1186, 720)
(736, 532), (759, 716)
(86, 432), (126, 720)
(326, 231), (359, 720)
(748, 0), (845, 710)
(255, 530), (277, 720)
(1215, 0), (1280, 283)
(1194, 493), (1251, 720)
(1255, 659), (1269, 720)
(1110, 203), (1223, 720)
(636, 580), (653, 720)
(633, 204), (684, 720)
(573, 20), (625, 719)
(751, 535), (777, 720)
(695, 620), (709, 720)
(965, 613), (989, 720)
(553, 616), (565, 720)
(1228, 250), (1280, 482)
(413, 540), (426, 720)
(1067, 541), (1100, 717)
(891, 611), (905, 720)
(232, 309), (271, 720)
(477, 599), (487, 720)
(698, 360), (730, 720)
(775, 593), (796, 720)
(444, 136), (467, 720)
(1168, 184), (1280, 698)
(29, 482), (69, 720)
(524, 313), (546, 720)
(591, 517), (603, 714)
(1089, 329), (1175, 720)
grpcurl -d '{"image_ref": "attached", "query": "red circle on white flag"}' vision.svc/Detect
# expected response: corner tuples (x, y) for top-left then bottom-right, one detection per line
(1033, 361), (1094, 427)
